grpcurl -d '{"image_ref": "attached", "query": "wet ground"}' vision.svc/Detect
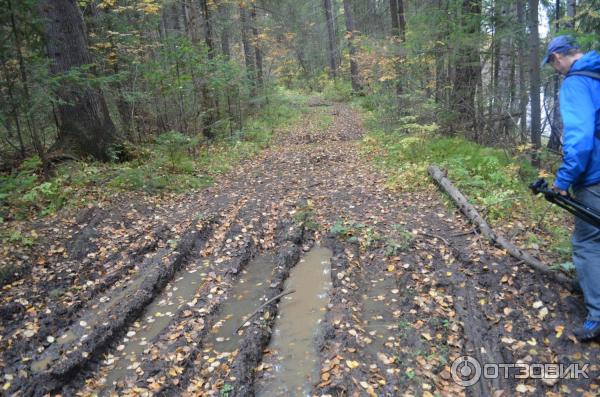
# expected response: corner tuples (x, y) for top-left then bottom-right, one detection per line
(1, 99), (599, 396)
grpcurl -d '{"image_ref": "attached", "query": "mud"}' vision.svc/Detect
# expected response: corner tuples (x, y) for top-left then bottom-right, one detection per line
(255, 246), (332, 397)
(3, 101), (600, 397)
(15, 220), (213, 396)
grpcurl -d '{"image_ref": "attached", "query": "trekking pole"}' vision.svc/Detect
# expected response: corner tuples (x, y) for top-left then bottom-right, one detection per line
(529, 178), (600, 229)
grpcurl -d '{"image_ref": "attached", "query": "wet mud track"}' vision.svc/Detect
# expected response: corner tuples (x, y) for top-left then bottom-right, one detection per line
(2, 101), (600, 396)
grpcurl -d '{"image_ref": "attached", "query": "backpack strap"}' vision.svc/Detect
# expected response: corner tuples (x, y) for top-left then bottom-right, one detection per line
(566, 71), (600, 80)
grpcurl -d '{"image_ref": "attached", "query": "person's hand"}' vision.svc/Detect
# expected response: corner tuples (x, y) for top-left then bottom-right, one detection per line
(551, 185), (568, 196)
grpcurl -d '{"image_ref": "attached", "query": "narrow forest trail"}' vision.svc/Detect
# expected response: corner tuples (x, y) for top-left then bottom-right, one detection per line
(2, 100), (599, 396)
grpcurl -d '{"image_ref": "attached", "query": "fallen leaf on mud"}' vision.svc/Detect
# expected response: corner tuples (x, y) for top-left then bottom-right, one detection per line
(168, 366), (183, 377)
(346, 360), (360, 369)
(421, 333), (432, 341)
(360, 381), (377, 397)
(542, 376), (559, 386)
(555, 325), (564, 338)
(377, 352), (395, 365)
(515, 384), (527, 393)
(23, 330), (36, 338)
(148, 380), (162, 391)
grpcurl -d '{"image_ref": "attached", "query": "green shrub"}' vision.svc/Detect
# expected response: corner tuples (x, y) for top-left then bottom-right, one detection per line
(321, 79), (353, 102)
(360, 107), (572, 261)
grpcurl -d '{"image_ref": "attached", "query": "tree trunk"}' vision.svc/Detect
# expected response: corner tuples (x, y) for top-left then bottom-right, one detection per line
(451, 0), (481, 137)
(389, 0), (400, 36)
(8, 0), (44, 159)
(528, 0), (542, 165)
(389, 0), (406, 98)
(37, 0), (117, 161)
(566, 0), (576, 28)
(201, 0), (215, 58)
(396, 0), (406, 42)
(342, 0), (362, 93)
(428, 165), (576, 290)
(323, 0), (338, 78)
(217, 1), (232, 58)
(516, 0), (528, 142)
(201, 0), (216, 138)
(548, 0), (563, 151)
(240, 3), (257, 98)
(251, 4), (264, 88)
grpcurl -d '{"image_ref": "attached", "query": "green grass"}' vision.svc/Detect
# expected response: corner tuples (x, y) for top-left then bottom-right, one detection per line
(357, 99), (573, 262)
(0, 87), (310, 223)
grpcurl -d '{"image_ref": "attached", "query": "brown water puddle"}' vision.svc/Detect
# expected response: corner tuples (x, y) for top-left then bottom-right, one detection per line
(197, 254), (276, 375)
(99, 260), (211, 392)
(360, 273), (401, 357)
(30, 276), (146, 373)
(255, 246), (332, 397)
(204, 253), (276, 353)
(100, 254), (276, 393)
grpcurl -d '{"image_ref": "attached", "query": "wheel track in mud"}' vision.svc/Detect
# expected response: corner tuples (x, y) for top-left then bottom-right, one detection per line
(3, 197), (253, 395)
(5, 100), (597, 396)
(74, 200), (273, 395)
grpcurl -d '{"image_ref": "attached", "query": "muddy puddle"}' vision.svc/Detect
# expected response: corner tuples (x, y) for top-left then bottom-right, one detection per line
(203, 253), (276, 353)
(102, 253), (276, 392)
(360, 272), (401, 354)
(99, 259), (211, 392)
(30, 276), (146, 373)
(256, 246), (332, 397)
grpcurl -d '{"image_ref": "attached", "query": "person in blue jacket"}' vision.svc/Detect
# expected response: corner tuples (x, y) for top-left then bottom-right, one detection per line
(542, 35), (600, 341)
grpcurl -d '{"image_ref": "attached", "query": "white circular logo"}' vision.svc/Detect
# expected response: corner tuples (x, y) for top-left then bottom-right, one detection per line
(451, 355), (482, 386)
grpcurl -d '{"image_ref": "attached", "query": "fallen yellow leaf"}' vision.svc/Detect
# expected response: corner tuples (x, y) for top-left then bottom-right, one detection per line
(346, 360), (360, 369)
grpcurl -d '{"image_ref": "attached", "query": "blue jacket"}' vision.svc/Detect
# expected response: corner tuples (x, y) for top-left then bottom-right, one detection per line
(555, 50), (600, 191)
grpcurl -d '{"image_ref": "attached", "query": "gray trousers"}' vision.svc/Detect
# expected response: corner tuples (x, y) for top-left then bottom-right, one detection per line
(573, 182), (600, 321)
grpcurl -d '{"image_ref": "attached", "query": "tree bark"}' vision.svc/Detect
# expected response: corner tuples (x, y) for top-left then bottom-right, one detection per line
(217, 1), (232, 58)
(528, 0), (542, 164)
(323, 0), (338, 78)
(516, 0), (528, 142)
(8, 0), (43, 159)
(37, 0), (118, 161)
(201, 0), (215, 58)
(451, 0), (481, 137)
(396, 0), (406, 42)
(548, 0), (563, 151)
(251, 4), (264, 88)
(389, 0), (406, 98)
(240, 3), (257, 97)
(201, 0), (216, 138)
(566, 0), (576, 28)
(342, 0), (362, 93)
(428, 165), (577, 291)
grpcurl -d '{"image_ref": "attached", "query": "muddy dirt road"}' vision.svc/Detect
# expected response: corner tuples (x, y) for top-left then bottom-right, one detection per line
(1, 101), (599, 396)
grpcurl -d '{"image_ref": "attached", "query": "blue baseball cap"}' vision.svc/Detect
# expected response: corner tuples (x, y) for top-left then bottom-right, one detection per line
(541, 35), (580, 66)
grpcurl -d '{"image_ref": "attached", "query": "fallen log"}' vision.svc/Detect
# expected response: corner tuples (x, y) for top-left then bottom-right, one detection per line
(427, 165), (577, 291)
